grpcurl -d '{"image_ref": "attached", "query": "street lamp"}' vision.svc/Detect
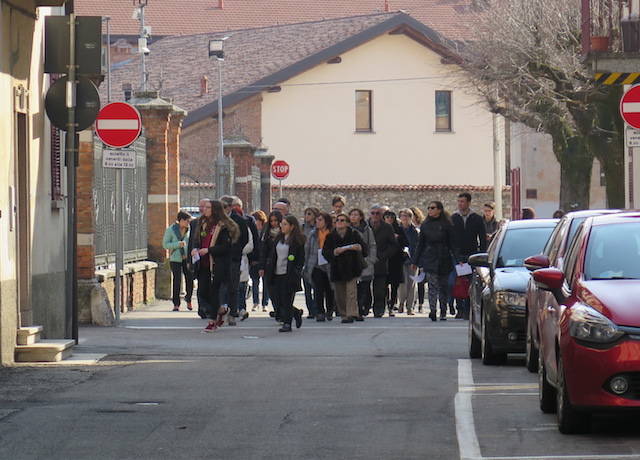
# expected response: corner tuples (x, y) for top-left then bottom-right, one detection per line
(209, 37), (229, 196)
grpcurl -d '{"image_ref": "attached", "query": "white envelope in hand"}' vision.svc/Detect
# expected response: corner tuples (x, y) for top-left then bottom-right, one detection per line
(455, 263), (472, 277)
(410, 271), (426, 283)
(192, 252), (200, 264)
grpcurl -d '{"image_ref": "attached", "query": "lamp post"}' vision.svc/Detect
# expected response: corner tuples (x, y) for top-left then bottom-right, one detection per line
(209, 37), (229, 197)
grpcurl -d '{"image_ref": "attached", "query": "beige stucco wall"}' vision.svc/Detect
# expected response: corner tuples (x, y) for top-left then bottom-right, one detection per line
(261, 33), (495, 185)
(0, 4), (68, 363)
(510, 123), (607, 217)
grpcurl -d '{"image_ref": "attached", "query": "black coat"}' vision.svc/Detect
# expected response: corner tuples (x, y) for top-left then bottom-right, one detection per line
(412, 216), (455, 276)
(387, 222), (408, 284)
(369, 220), (398, 276)
(263, 236), (305, 292)
(245, 215), (261, 264)
(451, 212), (487, 261)
(322, 227), (368, 282)
(229, 211), (249, 261)
(192, 224), (233, 283)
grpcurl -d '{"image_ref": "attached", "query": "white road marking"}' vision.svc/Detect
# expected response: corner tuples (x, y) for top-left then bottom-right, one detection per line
(481, 456), (640, 460)
(456, 359), (482, 460)
(454, 359), (640, 460)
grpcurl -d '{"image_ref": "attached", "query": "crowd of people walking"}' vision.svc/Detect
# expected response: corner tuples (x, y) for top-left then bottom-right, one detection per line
(163, 192), (495, 333)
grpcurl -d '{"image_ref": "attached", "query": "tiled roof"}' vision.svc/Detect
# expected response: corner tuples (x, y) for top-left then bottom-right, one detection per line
(105, 12), (457, 127)
(77, 0), (480, 41)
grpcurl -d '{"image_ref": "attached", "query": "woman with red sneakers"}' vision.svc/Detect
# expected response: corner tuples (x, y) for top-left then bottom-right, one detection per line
(191, 199), (240, 332)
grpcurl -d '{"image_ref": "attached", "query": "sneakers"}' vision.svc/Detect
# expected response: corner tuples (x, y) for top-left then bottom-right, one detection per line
(262, 306), (267, 312)
(172, 306), (179, 312)
(240, 309), (249, 321)
(252, 304), (258, 312)
(186, 303), (193, 311)
(316, 313), (326, 322)
(203, 321), (218, 332)
(418, 305), (423, 314)
(440, 316), (447, 321)
(294, 308), (303, 329)
(279, 323), (292, 333)
(407, 310), (415, 316)
(429, 311), (437, 322)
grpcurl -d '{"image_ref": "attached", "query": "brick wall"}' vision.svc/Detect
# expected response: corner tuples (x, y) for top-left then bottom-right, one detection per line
(77, 132), (96, 279)
(97, 262), (157, 314)
(180, 95), (263, 184)
(274, 185), (512, 219)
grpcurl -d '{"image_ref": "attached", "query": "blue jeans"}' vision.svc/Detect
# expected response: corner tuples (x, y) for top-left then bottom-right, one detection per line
(250, 274), (269, 306)
(303, 277), (316, 316)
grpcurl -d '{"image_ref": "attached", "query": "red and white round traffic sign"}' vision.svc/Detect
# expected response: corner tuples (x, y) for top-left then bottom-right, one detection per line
(272, 160), (290, 180)
(620, 86), (640, 130)
(95, 102), (142, 148)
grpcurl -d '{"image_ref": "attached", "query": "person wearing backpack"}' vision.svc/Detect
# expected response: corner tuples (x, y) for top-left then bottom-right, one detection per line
(163, 210), (193, 312)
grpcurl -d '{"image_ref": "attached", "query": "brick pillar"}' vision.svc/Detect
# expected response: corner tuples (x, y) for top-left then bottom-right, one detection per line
(132, 91), (176, 300)
(167, 109), (186, 214)
(225, 138), (256, 209)
(256, 150), (275, 212)
(77, 130), (95, 280)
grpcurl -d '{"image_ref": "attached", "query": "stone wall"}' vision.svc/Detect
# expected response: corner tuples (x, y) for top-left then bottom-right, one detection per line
(274, 185), (512, 219)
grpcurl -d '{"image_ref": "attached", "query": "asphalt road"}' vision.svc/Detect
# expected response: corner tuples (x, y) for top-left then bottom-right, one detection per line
(1, 301), (640, 459)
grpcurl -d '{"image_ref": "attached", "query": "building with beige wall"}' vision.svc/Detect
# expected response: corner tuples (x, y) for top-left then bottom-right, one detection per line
(260, 32), (494, 185)
(1, 1), (70, 364)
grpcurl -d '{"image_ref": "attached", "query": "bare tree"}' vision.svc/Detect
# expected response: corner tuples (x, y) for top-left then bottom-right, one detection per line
(461, 0), (624, 210)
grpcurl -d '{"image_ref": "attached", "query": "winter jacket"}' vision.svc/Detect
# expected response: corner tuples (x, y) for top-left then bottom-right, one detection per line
(191, 222), (234, 282)
(229, 210), (250, 262)
(240, 229), (254, 283)
(352, 223), (377, 281)
(369, 220), (398, 277)
(304, 228), (330, 280)
(451, 211), (487, 261)
(412, 216), (455, 276)
(387, 222), (408, 285)
(163, 224), (190, 263)
(263, 236), (305, 292)
(322, 227), (368, 283)
(402, 224), (419, 261)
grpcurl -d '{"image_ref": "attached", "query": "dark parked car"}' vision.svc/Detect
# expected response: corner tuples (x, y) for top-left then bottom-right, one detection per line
(468, 219), (558, 364)
(534, 212), (640, 434)
(523, 210), (619, 373)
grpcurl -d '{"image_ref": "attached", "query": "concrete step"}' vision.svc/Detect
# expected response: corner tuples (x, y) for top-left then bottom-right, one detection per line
(15, 340), (74, 363)
(16, 326), (43, 345)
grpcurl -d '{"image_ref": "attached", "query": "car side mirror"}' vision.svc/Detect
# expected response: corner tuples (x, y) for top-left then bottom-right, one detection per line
(524, 254), (550, 272)
(468, 253), (490, 268)
(532, 268), (564, 291)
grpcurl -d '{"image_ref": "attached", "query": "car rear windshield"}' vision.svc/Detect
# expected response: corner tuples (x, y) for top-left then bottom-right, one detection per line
(585, 223), (640, 280)
(496, 227), (555, 268)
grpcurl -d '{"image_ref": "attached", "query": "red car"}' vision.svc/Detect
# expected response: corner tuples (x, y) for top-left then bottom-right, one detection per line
(524, 210), (619, 373)
(534, 212), (640, 434)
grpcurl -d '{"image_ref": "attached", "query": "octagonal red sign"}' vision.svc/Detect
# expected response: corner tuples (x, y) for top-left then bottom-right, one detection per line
(272, 160), (290, 180)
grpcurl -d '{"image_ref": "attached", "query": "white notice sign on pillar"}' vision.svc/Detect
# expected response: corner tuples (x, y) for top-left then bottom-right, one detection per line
(627, 128), (640, 148)
(103, 149), (136, 169)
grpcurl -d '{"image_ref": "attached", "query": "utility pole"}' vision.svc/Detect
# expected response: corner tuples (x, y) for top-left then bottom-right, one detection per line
(135, 0), (149, 91)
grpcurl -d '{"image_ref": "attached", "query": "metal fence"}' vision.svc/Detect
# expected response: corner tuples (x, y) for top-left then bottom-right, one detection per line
(94, 135), (148, 267)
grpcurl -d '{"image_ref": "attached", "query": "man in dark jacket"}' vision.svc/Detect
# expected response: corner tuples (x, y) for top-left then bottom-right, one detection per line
(368, 205), (398, 318)
(451, 192), (487, 319)
(220, 196), (249, 325)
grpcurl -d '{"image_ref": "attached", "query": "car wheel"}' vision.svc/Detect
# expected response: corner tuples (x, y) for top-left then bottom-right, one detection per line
(481, 311), (507, 365)
(538, 349), (556, 413)
(556, 356), (591, 434)
(469, 309), (481, 359)
(525, 312), (539, 373)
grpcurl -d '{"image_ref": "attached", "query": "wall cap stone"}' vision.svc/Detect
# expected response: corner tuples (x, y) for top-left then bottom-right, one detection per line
(96, 261), (159, 282)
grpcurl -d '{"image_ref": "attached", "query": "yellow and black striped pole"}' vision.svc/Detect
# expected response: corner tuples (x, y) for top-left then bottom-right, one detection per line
(594, 72), (640, 85)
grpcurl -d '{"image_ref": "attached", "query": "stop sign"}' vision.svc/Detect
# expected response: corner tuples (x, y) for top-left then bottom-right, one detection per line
(95, 102), (142, 148)
(272, 160), (290, 180)
(620, 86), (640, 129)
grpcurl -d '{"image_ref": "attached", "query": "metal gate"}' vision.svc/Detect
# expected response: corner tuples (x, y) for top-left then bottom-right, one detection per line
(251, 165), (261, 212)
(94, 135), (148, 267)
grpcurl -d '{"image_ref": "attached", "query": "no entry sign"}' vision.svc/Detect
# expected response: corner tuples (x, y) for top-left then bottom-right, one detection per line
(272, 160), (290, 180)
(95, 102), (142, 148)
(620, 86), (640, 130)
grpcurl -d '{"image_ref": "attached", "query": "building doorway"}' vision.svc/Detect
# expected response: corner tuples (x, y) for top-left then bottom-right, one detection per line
(15, 112), (32, 326)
